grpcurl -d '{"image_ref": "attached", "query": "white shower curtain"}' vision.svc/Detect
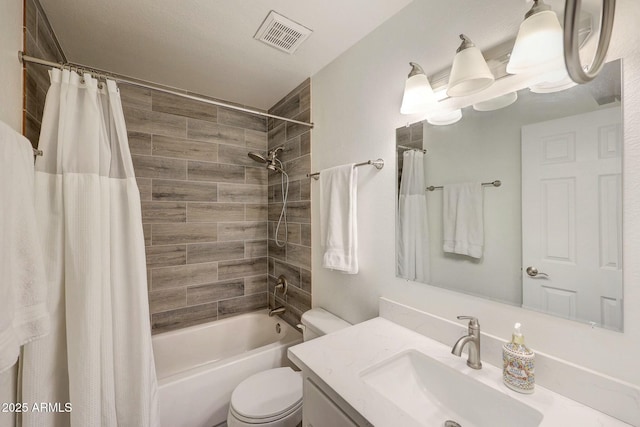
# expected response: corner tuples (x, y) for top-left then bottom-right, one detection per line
(397, 150), (430, 282)
(21, 69), (159, 427)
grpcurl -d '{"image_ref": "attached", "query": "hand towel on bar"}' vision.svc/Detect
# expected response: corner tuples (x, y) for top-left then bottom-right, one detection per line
(442, 182), (484, 258)
(0, 120), (49, 374)
(320, 164), (358, 274)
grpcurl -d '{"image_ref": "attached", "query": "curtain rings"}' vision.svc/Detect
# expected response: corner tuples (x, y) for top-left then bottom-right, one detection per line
(71, 65), (85, 84)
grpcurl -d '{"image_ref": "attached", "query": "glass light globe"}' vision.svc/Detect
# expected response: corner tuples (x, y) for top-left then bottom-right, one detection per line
(447, 46), (494, 97)
(401, 72), (436, 115)
(507, 10), (563, 74)
(426, 109), (462, 126)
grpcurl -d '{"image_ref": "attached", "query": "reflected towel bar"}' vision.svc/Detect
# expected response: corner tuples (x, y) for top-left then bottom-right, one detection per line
(397, 145), (427, 154)
(307, 158), (384, 180)
(426, 180), (501, 191)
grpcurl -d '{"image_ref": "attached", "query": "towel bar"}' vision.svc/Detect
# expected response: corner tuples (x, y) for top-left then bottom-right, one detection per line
(307, 158), (384, 180)
(426, 180), (501, 191)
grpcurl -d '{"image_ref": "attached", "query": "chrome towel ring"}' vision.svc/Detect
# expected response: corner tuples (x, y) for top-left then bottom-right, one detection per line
(564, 0), (616, 84)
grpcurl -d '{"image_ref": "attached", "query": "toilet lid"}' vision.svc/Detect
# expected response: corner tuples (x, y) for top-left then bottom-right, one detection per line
(231, 367), (303, 420)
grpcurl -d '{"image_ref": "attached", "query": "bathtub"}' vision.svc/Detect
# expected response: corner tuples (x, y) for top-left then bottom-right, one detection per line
(152, 310), (302, 427)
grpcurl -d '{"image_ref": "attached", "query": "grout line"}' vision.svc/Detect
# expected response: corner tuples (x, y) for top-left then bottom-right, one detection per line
(150, 297), (219, 317)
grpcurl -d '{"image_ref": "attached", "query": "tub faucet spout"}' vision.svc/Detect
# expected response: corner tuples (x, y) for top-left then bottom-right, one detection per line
(451, 315), (482, 369)
(269, 307), (286, 317)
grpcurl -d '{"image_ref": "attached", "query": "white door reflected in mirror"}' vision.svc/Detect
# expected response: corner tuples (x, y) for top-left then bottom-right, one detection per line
(521, 107), (622, 329)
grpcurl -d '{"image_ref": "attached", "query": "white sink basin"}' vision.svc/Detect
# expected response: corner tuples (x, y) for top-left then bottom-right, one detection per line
(360, 350), (544, 427)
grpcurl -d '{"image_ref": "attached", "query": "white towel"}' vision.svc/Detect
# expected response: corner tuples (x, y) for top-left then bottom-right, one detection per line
(443, 182), (484, 258)
(0, 121), (49, 374)
(320, 164), (358, 274)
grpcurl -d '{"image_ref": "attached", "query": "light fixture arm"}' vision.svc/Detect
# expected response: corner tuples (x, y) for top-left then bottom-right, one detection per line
(407, 62), (425, 78)
(525, 0), (552, 19)
(564, 0), (616, 84)
(456, 34), (475, 53)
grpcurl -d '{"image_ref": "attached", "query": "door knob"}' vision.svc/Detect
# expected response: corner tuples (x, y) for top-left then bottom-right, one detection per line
(526, 266), (549, 278)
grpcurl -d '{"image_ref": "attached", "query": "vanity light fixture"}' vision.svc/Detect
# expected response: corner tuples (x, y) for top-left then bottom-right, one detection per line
(400, 62), (437, 115)
(507, 0), (563, 75)
(426, 109), (463, 126)
(473, 92), (518, 112)
(446, 34), (494, 97)
(529, 72), (578, 93)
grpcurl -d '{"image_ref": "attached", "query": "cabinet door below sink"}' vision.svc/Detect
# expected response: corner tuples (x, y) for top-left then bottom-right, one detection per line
(304, 378), (358, 427)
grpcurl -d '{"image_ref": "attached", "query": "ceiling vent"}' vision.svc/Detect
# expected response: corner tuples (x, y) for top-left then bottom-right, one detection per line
(254, 11), (312, 54)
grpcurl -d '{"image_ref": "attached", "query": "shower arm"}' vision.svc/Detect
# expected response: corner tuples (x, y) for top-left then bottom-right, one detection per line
(268, 147), (284, 159)
(564, 0), (616, 84)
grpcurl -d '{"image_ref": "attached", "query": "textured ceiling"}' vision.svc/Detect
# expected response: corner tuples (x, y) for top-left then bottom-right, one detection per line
(38, 0), (414, 109)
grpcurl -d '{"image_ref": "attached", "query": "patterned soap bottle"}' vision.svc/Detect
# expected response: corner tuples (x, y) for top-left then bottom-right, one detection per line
(502, 322), (535, 393)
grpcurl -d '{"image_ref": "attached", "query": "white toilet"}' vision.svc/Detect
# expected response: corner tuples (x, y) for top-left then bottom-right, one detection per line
(227, 308), (351, 427)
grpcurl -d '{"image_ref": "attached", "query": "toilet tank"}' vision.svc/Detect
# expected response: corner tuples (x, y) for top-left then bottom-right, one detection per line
(300, 308), (351, 341)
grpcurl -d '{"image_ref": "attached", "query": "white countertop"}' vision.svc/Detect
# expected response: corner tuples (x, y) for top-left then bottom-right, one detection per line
(288, 317), (630, 427)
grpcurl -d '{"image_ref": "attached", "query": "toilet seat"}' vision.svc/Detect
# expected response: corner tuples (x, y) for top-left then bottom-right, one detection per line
(229, 400), (302, 425)
(229, 367), (302, 423)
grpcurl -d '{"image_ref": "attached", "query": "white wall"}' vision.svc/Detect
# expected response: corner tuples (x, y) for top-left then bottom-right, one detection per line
(311, 0), (640, 386)
(0, 0), (23, 132)
(423, 86), (615, 306)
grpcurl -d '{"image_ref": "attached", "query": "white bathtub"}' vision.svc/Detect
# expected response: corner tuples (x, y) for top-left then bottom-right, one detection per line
(152, 310), (302, 427)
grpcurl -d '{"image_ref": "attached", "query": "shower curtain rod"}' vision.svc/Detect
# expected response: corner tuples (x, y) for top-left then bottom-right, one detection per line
(18, 52), (314, 129)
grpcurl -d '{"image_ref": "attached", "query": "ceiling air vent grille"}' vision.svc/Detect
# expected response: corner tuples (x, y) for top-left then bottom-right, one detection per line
(254, 11), (312, 54)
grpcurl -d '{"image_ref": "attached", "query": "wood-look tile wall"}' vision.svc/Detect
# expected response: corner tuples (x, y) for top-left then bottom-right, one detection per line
(121, 84), (270, 333)
(22, 0), (311, 333)
(267, 79), (312, 327)
(23, 0), (66, 147)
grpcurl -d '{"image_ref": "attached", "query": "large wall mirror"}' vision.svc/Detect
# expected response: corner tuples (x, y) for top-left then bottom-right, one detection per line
(396, 60), (623, 331)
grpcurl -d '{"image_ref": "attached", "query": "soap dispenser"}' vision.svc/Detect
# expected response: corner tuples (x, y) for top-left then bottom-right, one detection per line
(502, 322), (535, 393)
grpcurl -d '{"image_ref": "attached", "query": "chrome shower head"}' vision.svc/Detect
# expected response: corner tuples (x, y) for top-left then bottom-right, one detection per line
(248, 151), (267, 164)
(248, 148), (285, 173)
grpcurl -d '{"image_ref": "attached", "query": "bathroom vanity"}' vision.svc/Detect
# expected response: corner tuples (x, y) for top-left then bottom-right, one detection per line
(288, 299), (637, 427)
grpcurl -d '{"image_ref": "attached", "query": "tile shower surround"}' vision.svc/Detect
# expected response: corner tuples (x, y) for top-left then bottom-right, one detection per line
(267, 79), (312, 328)
(23, 0), (311, 333)
(23, 0), (66, 147)
(122, 84), (273, 333)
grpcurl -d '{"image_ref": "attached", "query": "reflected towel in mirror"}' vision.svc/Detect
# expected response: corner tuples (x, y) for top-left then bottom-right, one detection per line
(443, 183), (484, 258)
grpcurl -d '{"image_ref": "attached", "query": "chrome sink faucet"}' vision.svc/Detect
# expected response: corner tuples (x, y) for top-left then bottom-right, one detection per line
(451, 316), (482, 369)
